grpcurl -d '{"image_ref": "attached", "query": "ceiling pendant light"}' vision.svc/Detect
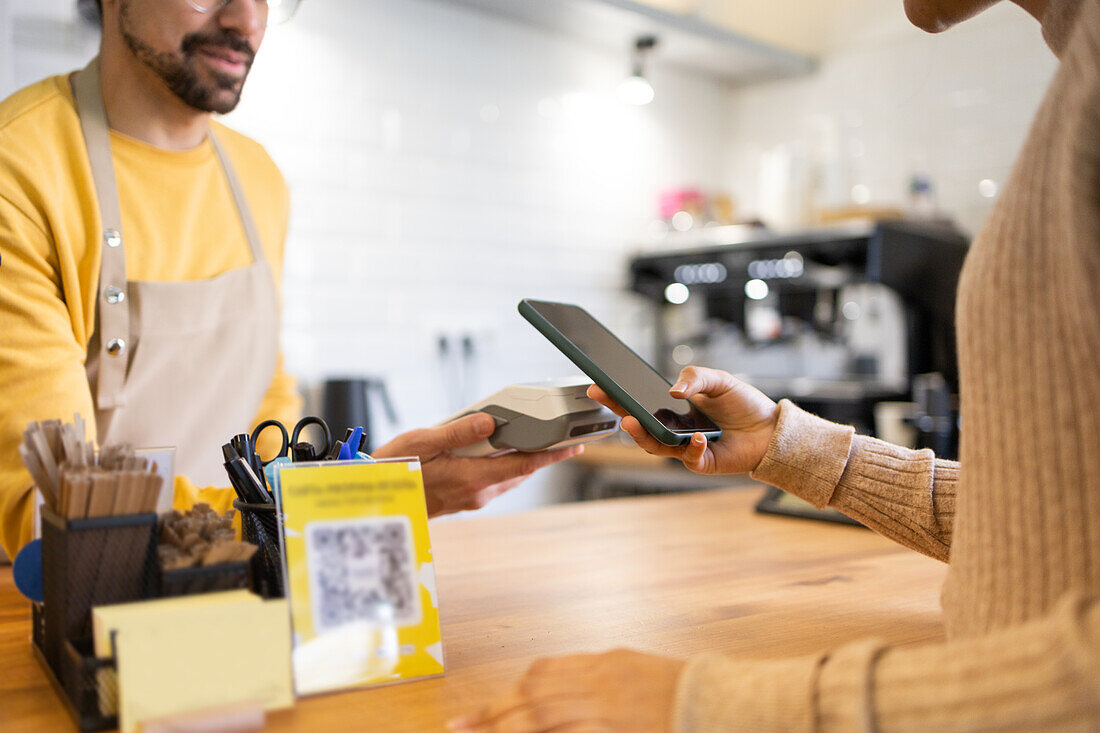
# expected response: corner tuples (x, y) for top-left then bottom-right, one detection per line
(617, 35), (658, 106)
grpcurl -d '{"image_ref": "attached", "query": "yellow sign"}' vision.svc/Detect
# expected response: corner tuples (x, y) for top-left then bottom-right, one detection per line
(275, 459), (444, 695)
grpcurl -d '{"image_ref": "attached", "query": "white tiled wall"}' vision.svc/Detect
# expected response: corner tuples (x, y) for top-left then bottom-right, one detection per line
(233, 0), (729, 387)
(722, 2), (1058, 236)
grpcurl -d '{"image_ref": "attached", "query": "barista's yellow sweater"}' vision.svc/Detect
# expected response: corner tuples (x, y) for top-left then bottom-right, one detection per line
(675, 1), (1100, 729)
(0, 75), (302, 560)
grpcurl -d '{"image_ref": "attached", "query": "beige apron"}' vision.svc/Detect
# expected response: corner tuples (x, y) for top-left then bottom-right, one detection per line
(73, 58), (279, 488)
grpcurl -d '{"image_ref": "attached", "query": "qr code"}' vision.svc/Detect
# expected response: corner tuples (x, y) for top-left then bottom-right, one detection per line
(304, 516), (421, 632)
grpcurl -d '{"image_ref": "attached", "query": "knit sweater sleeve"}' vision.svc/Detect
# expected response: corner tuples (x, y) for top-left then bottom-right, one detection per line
(750, 400), (958, 562)
(674, 590), (1100, 732)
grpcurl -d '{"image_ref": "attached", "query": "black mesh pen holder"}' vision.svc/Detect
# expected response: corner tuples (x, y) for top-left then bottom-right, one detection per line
(60, 637), (118, 731)
(32, 601), (46, 651)
(40, 508), (158, 674)
(233, 499), (284, 598)
(29, 628), (118, 732)
(160, 560), (252, 597)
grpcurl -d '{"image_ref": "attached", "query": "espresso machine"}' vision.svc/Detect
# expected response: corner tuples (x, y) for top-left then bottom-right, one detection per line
(629, 219), (969, 460)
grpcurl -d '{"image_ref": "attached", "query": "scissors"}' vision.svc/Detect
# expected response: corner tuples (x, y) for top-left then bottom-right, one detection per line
(250, 416), (334, 466)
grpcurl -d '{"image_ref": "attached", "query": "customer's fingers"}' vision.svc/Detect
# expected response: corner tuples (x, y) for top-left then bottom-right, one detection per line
(519, 655), (599, 698)
(680, 433), (712, 473)
(585, 385), (631, 419)
(480, 699), (597, 733)
(447, 693), (524, 732)
(618, 418), (685, 458)
(670, 365), (738, 400)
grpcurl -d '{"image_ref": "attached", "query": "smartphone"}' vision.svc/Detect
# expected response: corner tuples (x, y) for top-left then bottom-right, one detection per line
(519, 299), (721, 446)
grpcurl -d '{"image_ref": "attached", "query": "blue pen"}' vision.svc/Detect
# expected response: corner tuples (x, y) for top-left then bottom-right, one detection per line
(339, 427), (363, 461)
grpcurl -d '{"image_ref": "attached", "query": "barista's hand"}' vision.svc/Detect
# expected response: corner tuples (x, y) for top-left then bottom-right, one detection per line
(587, 366), (778, 475)
(371, 414), (582, 517)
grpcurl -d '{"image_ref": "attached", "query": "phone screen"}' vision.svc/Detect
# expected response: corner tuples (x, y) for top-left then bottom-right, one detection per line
(524, 300), (720, 434)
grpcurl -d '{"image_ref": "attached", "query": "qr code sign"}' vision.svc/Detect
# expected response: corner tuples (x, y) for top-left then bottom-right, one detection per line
(304, 516), (421, 632)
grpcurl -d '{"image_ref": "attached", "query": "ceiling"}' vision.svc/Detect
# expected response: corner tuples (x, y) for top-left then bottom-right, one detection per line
(652, 0), (900, 56)
(439, 0), (819, 85)
(438, 0), (910, 86)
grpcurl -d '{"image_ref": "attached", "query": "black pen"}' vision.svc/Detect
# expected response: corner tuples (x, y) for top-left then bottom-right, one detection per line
(291, 442), (316, 462)
(325, 440), (344, 461)
(240, 459), (271, 503)
(225, 457), (270, 504)
(252, 451), (268, 492)
(230, 433), (250, 459)
(223, 459), (251, 503)
(232, 432), (268, 490)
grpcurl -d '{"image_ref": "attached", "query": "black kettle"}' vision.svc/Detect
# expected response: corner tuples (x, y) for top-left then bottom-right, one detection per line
(320, 378), (398, 454)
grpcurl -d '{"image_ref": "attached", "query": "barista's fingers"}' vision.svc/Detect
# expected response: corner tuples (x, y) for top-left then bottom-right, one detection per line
(434, 413), (498, 449)
(619, 417), (682, 458)
(585, 385), (631, 419)
(468, 445), (582, 487)
(379, 414), (497, 461)
(464, 477), (526, 511)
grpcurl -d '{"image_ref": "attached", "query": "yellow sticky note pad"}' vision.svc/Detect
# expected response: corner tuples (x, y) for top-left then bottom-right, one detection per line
(276, 459), (444, 695)
(92, 589), (258, 660)
(100, 595), (293, 733)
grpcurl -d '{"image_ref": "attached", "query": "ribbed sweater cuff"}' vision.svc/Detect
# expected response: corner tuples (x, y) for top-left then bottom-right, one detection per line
(816, 639), (886, 732)
(750, 399), (856, 508)
(673, 652), (825, 733)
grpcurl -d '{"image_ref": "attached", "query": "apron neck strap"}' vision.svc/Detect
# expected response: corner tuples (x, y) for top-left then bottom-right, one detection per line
(73, 58), (129, 410)
(208, 130), (266, 263)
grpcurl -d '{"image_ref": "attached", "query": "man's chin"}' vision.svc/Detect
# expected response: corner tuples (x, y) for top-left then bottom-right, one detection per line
(203, 90), (245, 115)
(177, 80), (245, 114)
(189, 68), (247, 113)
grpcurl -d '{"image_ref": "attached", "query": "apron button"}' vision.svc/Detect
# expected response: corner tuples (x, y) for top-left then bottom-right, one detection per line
(104, 286), (126, 304)
(104, 230), (122, 248)
(106, 338), (126, 356)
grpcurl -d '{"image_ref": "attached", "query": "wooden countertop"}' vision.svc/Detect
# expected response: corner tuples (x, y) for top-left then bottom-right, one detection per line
(0, 489), (948, 732)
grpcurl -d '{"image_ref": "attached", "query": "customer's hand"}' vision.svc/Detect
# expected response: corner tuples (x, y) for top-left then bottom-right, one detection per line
(588, 366), (778, 475)
(371, 413), (582, 517)
(448, 649), (684, 733)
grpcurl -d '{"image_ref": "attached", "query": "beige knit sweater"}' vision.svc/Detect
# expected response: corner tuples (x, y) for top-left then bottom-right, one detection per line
(674, 2), (1100, 730)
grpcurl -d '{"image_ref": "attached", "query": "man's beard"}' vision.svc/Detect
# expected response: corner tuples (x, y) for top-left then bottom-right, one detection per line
(119, 1), (255, 114)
